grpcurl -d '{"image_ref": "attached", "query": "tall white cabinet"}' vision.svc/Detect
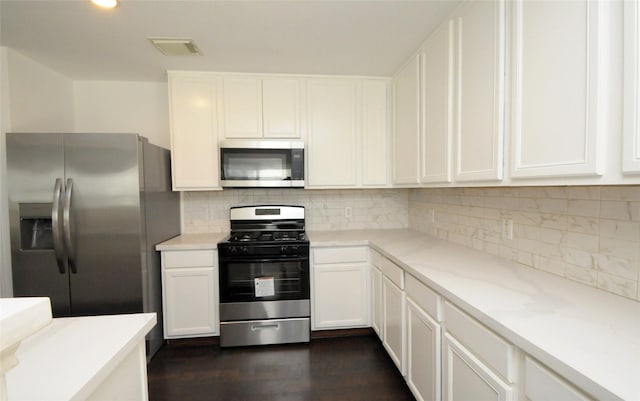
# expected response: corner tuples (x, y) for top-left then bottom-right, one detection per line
(168, 73), (221, 191)
(306, 78), (358, 187)
(624, 0), (640, 175)
(393, 54), (421, 185)
(453, 0), (505, 182)
(420, 22), (453, 184)
(510, 0), (609, 179)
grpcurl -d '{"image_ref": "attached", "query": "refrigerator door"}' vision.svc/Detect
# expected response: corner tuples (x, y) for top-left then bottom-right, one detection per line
(7, 133), (71, 316)
(63, 133), (144, 315)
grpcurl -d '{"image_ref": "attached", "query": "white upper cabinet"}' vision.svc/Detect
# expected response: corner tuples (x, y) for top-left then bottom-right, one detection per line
(510, 0), (607, 178)
(306, 78), (391, 188)
(168, 73), (221, 191)
(223, 77), (262, 138)
(624, 0), (640, 175)
(361, 79), (390, 186)
(262, 78), (301, 139)
(222, 76), (301, 139)
(453, 0), (506, 182)
(393, 54), (421, 186)
(306, 78), (358, 187)
(420, 22), (453, 184)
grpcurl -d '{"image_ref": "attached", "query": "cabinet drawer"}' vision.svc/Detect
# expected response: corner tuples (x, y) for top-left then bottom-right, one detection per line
(381, 257), (404, 289)
(163, 250), (216, 268)
(443, 302), (514, 383)
(405, 274), (440, 321)
(313, 246), (368, 264)
(525, 357), (593, 401)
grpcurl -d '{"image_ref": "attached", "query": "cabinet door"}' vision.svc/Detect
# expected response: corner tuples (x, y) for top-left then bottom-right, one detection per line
(361, 79), (390, 186)
(263, 78), (301, 139)
(443, 333), (513, 401)
(361, 80), (389, 186)
(624, 0), (640, 174)
(306, 79), (358, 187)
(407, 298), (441, 401)
(454, 0), (505, 182)
(370, 265), (383, 337)
(383, 276), (406, 375)
(163, 267), (218, 338)
(168, 76), (220, 190)
(511, 0), (606, 178)
(223, 77), (262, 139)
(524, 357), (594, 401)
(393, 54), (421, 185)
(421, 21), (453, 184)
(313, 263), (369, 329)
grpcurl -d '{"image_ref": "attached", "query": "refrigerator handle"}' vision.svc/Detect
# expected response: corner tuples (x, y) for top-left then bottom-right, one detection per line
(63, 178), (77, 274)
(51, 178), (66, 274)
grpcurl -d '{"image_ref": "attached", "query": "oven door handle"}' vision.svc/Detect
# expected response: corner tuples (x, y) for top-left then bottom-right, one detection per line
(220, 257), (309, 264)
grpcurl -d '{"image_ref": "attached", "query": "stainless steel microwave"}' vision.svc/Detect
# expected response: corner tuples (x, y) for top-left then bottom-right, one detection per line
(220, 140), (305, 188)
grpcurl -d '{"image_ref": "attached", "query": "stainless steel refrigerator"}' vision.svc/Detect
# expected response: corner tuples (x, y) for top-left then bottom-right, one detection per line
(6, 133), (180, 357)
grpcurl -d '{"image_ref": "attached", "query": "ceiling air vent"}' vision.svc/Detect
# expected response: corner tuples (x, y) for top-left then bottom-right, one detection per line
(148, 38), (201, 56)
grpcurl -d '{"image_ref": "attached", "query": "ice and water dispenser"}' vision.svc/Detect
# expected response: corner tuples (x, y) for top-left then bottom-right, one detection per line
(19, 203), (54, 250)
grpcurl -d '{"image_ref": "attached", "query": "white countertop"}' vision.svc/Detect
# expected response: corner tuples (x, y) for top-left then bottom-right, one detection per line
(5, 313), (156, 400)
(155, 233), (229, 251)
(0, 298), (52, 356)
(308, 229), (640, 401)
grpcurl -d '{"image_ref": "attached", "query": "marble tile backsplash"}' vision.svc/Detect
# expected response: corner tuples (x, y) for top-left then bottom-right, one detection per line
(182, 189), (409, 233)
(408, 186), (640, 301)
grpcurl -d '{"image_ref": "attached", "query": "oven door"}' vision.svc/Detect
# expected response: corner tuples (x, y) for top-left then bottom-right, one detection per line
(219, 256), (310, 303)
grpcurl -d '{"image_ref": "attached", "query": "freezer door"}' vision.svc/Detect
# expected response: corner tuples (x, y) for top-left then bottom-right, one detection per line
(64, 133), (144, 315)
(7, 133), (71, 316)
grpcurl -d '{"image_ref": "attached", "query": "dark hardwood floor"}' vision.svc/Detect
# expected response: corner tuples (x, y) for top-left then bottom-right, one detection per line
(147, 334), (415, 401)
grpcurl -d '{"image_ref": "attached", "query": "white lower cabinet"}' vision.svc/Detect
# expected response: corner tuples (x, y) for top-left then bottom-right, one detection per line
(161, 250), (219, 339)
(524, 357), (594, 401)
(406, 274), (442, 401)
(311, 246), (369, 330)
(406, 298), (441, 401)
(382, 274), (406, 375)
(370, 262), (383, 337)
(443, 333), (513, 401)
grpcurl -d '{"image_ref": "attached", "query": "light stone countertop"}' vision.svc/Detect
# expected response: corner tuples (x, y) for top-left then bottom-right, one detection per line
(155, 233), (229, 251)
(5, 313), (156, 400)
(308, 229), (640, 401)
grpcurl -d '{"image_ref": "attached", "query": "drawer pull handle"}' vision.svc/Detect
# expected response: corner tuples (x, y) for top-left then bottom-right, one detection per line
(251, 324), (279, 331)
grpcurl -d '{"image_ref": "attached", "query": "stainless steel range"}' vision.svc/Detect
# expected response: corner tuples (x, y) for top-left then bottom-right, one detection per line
(217, 205), (310, 347)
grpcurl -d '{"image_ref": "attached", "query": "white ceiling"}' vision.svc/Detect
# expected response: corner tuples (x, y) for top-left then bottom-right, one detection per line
(0, 0), (460, 82)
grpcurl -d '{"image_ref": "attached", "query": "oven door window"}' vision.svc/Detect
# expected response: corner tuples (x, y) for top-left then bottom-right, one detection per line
(221, 149), (292, 181)
(219, 258), (310, 302)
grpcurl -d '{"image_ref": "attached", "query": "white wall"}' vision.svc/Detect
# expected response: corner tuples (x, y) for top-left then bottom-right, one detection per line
(74, 80), (170, 148)
(0, 47), (75, 297)
(4, 48), (74, 132)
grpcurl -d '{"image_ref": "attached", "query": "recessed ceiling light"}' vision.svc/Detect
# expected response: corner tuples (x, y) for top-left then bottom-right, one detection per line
(90, 0), (117, 9)
(148, 38), (202, 56)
